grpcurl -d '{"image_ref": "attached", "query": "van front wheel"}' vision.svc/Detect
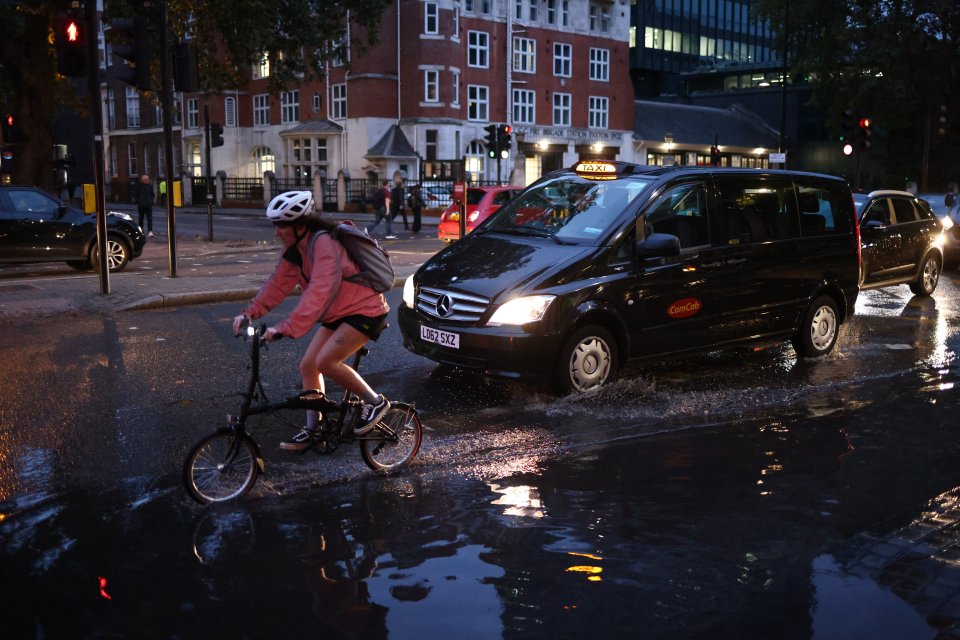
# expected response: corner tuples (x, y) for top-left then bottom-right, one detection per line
(555, 325), (618, 394)
(792, 296), (839, 358)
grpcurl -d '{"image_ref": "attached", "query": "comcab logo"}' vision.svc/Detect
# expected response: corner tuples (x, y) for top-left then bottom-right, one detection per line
(667, 298), (702, 319)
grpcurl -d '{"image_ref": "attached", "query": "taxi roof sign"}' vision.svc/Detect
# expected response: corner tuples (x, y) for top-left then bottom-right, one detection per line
(575, 161), (619, 180)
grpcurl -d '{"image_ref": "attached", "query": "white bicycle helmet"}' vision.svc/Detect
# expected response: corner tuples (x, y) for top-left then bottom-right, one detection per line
(266, 190), (314, 222)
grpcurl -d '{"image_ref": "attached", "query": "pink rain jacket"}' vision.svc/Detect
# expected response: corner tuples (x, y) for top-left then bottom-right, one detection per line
(242, 231), (389, 339)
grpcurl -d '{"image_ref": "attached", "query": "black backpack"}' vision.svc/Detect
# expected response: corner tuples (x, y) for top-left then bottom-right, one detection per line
(307, 224), (396, 292)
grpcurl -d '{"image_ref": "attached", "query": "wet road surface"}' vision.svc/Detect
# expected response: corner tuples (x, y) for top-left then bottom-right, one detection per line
(1, 275), (959, 638)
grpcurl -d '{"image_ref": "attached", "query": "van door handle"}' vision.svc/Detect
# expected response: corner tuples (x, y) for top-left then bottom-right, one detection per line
(700, 261), (723, 269)
(725, 257), (747, 265)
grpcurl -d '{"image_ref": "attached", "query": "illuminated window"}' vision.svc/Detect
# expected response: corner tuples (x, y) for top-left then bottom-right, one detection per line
(252, 53), (269, 79)
(513, 37), (535, 73)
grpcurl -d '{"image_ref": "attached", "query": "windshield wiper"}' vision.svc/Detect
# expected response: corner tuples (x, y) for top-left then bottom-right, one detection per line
(496, 226), (570, 244)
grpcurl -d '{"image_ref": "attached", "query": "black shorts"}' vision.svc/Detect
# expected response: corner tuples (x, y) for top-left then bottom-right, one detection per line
(322, 313), (389, 341)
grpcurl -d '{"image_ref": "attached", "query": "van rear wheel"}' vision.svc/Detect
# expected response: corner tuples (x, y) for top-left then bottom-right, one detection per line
(792, 295), (839, 358)
(555, 325), (618, 394)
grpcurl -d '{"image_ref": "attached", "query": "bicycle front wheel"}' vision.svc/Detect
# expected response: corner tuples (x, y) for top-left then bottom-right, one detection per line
(360, 403), (422, 473)
(183, 431), (262, 504)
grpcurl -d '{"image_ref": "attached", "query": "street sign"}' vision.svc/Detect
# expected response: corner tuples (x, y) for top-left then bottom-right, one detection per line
(453, 181), (466, 204)
(769, 152), (787, 164)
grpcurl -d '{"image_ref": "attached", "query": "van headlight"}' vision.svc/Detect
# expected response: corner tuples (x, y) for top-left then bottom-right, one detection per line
(487, 295), (555, 326)
(403, 274), (416, 308)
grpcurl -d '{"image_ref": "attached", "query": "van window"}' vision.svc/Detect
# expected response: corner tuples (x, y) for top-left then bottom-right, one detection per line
(643, 182), (709, 248)
(795, 183), (852, 235)
(718, 179), (799, 244)
(485, 175), (652, 244)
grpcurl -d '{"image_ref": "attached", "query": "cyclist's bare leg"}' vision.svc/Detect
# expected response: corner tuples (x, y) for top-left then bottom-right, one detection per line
(306, 323), (379, 404)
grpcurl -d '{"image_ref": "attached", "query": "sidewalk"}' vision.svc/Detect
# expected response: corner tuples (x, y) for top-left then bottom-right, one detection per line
(0, 227), (440, 323)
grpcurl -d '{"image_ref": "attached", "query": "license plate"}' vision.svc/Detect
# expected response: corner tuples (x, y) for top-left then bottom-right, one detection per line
(420, 324), (460, 349)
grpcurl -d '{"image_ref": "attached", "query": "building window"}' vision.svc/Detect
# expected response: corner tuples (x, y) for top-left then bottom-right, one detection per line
(109, 145), (118, 177)
(588, 96), (608, 129)
(528, 0), (537, 20)
(453, 7), (460, 39)
(589, 3), (610, 33)
(467, 85), (488, 122)
(126, 87), (140, 129)
(468, 31), (489, 68)
(225, 96), (237, 127)
(589, 48), (609, 82)
(253, 94), (270, 126)
(187, 98), (198, 129)
(513, 37), (535, 74)
(451, 70), (460, 106)
(332, 83), (347, 119)
(286, 137), (328, 183)
(554, 42), (571, 77)
(127, 142), (137, 176)
(546, 0), (557, 24)
(426, 129), (438, 161)
(172, 97), (181, 125)
(424, 70), (440, 102)
(187, 142), (201, 176)
(281, 90), (299, 124)
(561, 0), (570, 27)
(553, 93), (571, 126)
(424, 2), (438, 34)
(465, 0), (490, 12)
(106, 88), (116, 130)
(142, 144), (150, 176)
(513, 89), (535, 124)
(252, 146), (275, 175)
(312, 92), (321, 112)
(514, 0), (522, 20)
(466, 140), (487, 180)
(253, 53), (269, 79)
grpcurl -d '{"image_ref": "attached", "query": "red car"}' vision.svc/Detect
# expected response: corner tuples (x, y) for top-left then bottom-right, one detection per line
(437, 185), (523, 243)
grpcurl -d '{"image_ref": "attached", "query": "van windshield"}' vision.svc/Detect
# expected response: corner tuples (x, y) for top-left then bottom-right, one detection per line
(479, 175), (653, 243)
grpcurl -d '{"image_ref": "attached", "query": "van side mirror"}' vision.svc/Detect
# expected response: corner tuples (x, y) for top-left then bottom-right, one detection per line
(636, 232), (680, 257)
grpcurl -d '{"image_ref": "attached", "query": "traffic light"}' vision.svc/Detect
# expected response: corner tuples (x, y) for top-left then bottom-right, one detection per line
(937, 104), (948, 139)
(210, 122), (224, 147)
(2, 114), (13, 142)
(109, 15), (151, 90)
(496, 124), (512, 158)
(484, 124), (498, 159)
(55, 14), (88, 77)
(839, 108), (856, 143)
(709, 145), (720, 166)
(859, 116), (873, 151)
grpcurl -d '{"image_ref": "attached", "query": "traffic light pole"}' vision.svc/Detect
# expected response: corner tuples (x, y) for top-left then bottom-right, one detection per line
(86, 0), (109, 294)
(157, 0), (177, 277)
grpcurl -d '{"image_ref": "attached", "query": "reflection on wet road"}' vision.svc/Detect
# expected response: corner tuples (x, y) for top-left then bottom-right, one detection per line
(1, 276), (960, 637)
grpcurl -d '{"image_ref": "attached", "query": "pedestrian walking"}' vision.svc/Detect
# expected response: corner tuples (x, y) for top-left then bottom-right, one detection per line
(134, 174), (155, 237)
(390, 176), (407, 231)
(365, 181), (395, 239)
(158, 178), (167, 206)
(407, 185), (424, 233)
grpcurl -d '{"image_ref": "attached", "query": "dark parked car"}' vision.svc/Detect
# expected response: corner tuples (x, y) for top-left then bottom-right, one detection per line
(0, 186), (144, 271)
(400, 162), (862, 393)
(853, 190), (944, 295)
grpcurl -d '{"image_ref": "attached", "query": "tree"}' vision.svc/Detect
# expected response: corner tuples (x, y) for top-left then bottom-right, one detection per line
(0, 1), (83, 190)
(754, 0), (960, 187)
(0, 0), (391, 191)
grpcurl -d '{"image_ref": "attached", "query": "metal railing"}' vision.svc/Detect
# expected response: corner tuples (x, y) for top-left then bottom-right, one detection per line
(221, 177), (264, 202)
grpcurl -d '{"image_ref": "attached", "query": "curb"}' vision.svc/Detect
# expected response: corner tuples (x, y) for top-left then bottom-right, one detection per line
(117, 288), (261, 312)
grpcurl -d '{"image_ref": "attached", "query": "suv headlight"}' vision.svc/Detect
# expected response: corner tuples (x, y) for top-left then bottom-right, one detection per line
(403, 274), (416, 308)
(487, 295), (555, 326)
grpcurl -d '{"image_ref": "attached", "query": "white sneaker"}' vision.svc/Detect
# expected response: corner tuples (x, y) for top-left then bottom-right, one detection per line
(385, 235), (397, 240)
(279, 428), (315, 451)
(148, 231), (155, 237)
(354, 396), (390, 435)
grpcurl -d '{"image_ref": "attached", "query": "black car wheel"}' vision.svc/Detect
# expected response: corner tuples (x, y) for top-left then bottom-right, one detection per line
(555, 325), (618, 394)
(792, 295), (839, 358)
(91, 236), (131, 272)
(909, 253), (940, 296)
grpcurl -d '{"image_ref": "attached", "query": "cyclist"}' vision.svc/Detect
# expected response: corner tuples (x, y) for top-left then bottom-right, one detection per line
(232, 191), (391, 450)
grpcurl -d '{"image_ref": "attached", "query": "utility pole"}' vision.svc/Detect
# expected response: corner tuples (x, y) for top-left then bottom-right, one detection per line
(85, 0), (109, 294)
(158, 0), (177, 277)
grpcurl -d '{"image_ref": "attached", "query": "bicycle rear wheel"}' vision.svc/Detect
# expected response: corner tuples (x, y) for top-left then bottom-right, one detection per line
(360, 403), (422, 473)
(183, 431), (262, 504)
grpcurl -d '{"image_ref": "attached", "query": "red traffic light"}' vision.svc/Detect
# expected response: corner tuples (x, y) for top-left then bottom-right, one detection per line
(6, 114), (12, 127)
(65, 20), (80, 42)
(503, 125), (512, 134)
(859, 117), (872, 129)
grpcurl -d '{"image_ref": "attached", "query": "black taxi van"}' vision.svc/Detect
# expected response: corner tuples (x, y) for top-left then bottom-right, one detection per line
(398, 162), (861, 393)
